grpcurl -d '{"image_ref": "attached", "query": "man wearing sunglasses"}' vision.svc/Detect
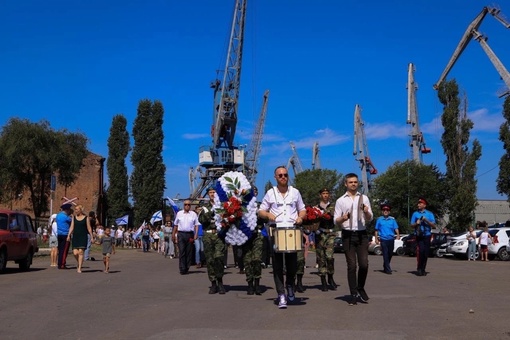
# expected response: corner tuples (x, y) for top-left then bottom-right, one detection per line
(172, 199), (199, 275)
(374, 203), (400, 275)
(258, 166), (306, 309)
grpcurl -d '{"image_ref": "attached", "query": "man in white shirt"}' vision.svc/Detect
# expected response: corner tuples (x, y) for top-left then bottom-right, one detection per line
(334, 173), (373, 306)
(258, 166), (306, 309)
(173, 199), (199, 275)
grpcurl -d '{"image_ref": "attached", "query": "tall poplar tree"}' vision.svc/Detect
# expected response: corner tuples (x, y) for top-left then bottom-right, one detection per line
(106, 114), (131, 224)
(130, 99), (166, 226)
(496, 96), (510, 205)
(437, 80), (482, 231)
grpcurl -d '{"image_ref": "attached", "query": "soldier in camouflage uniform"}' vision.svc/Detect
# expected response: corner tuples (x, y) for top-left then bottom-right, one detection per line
(241, 187), (266, 295)
(315, 188), (338, 291)
(199, 187), (226, 294)
(295, 232), (309, 292)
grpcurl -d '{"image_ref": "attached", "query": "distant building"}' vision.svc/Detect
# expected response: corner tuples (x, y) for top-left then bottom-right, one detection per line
(0, 152), (105, 224)
(475, 200), (510, 226)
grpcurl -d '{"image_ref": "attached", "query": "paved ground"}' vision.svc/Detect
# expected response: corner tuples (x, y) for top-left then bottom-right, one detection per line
(1, 248), (509, 340)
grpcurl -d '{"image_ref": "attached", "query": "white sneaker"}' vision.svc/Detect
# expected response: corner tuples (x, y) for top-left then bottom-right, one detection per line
(278, 294), (287, 309)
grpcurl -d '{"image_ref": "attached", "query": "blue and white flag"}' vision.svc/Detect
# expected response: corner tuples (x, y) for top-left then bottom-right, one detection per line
(115, 214), (129, 226)
(150, 210), (163, 225)
(133, 221), (145, 240)
(166, 197), (180, 213)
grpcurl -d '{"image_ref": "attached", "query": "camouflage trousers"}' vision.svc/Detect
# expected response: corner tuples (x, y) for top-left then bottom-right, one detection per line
(203, 233), (225, 282)
(296, 248), (305, 275)
(241, 232), (263, 281)
(317, 232), (335, 276)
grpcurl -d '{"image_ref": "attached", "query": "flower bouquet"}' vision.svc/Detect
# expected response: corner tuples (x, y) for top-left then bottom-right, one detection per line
(212, 171), (258, 245)
(303, 205), (323, 232)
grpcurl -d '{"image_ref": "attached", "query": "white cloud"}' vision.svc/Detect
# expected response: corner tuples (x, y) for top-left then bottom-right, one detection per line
(182, 133), (209, 139)
(364, 123), (409, 140)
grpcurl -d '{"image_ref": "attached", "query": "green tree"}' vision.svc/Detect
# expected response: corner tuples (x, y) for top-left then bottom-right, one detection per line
(371, 160), (447, 234)
(438, 80), (482, 232)
(0, 118), (88, 217)
(497, 96), (510, 205)
(106, 115), (131, 224)
(293, 169), (343, 205)
(130, 100), (166, 226)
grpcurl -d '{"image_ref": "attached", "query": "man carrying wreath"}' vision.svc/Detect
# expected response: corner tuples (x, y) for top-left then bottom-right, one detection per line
(258, 166), (306, 309)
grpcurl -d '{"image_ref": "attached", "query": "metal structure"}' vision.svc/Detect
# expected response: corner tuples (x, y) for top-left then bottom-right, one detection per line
(312, 142), (321, 170)
(287, 141), (304, 177)
(433, 6), (510, 97)
(353, 104), (377, 195)
(407, 63), (431, 163)
(244, 90), (270, 184)
(191, 0), (248, 199)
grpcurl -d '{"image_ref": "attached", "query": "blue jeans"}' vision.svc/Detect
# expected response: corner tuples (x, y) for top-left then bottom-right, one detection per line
(468, 240), (477, 260)
(380, 239), (394, 273)
(194, 236), (204, 264)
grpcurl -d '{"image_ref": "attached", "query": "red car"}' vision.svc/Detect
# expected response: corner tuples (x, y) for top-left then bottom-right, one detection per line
(0, 209), (39, 273)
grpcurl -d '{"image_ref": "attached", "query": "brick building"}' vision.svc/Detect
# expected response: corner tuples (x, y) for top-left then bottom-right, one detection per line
(0, 152), (105, 223)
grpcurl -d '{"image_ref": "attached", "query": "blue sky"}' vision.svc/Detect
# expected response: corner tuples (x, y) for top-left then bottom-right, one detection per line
(1, 0), (509, 203)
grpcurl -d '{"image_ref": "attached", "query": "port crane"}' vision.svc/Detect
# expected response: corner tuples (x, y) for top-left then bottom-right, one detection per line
(190, 0), (248, 199)
(312, 142), (321, 170)
(353, 104), (378, 195)
(244, 90), (269, 185)
(407, 63), (431, 163)
(287, 141), (304, 177)
(433, 6), (510, 97)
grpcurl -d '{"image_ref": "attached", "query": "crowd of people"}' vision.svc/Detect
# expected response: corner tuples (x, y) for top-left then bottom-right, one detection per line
(44, 166), (468, 310)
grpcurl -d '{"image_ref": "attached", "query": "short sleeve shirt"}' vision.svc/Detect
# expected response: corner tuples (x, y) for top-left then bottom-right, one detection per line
(259, 186), (305, 227)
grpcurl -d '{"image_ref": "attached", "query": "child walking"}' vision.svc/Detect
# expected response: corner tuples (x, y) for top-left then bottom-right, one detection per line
(98, 227), (116, 273)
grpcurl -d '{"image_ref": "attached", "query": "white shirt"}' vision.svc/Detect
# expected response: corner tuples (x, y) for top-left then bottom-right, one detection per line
(479, 231), (490, 246)
(174, 211), (198, 232)
(49, 214), (58, 237)
(259, 186), (305, 227)
(334, 192), (373, 231)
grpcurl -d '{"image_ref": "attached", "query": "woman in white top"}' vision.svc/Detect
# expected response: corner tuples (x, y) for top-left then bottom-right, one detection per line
(466, 227), (477, 261)
(478, 226), (493, 261)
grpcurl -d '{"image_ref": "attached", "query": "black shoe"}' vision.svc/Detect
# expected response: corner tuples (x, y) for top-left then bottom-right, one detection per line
(327, 274), (337, 290)
(384, 270), (392, 275)
(358, 288), (369, 302)
(416, 270), (423, 276)
(422, 270), (427, 276)
(348, 295), (358, 306)
(247, 281), (255, 295)
(320, 276), (328, 292)
(296, 275), (305, 293)
(218, 279), (226, 294)
(254, 279), (262, 295)
(209, 281), (218, 294)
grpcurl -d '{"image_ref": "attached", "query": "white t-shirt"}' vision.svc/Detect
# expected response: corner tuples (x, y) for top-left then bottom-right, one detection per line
(49, 214), (58, 237)
(259, 186), (305, 227)
(479, 231), (490, 246)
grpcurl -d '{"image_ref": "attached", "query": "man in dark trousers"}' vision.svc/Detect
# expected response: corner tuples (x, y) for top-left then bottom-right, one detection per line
(410, 198), (436, 276)
(56, 203), (73, 269)
(375, 203), (400, 274)
(172, 199), (199, 275)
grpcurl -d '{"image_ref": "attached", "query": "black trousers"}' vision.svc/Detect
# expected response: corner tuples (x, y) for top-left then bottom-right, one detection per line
(272, 252), (297, 295)
(57, 235), (70, 268)
(416, 236), (430, 272)
(342, 230), (369, 295)
(177, 231), (194, 273)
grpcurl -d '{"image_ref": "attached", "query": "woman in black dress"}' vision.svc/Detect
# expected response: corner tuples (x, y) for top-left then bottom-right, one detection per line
(67, 205), (94, 273)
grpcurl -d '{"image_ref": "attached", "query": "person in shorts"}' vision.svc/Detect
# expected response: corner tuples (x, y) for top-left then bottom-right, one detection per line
(98, 227), (116, 273)
(48, 214), (58, 267)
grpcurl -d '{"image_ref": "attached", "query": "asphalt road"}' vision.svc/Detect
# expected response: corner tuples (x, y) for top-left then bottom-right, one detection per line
(1, 248), (509, 340)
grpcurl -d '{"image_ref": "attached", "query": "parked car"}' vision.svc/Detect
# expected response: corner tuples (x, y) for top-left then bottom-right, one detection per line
(0, 210), (39, 273)
(446, 230), (481, 260)
(403, 233), (449, 257)
(333, 237), (344, 253)
(368, 235), (382, 255)
(394, 234), (409, 256)
(487, 227), (510, 261)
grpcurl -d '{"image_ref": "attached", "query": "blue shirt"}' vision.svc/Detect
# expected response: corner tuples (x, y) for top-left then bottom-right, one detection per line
(56, 211), (72, 236)
(411, 209), (435, 236)
(375, 216), (399, 240)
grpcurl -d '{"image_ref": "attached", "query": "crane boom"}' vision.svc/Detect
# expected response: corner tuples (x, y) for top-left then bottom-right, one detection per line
(212, 0), (247, 148)
(191, 0), (248, 199)
(434, 6), (510, 96)
(287, 141), (304, 176)
(353, 104), (377, 195)
(312, 142), (321, 170)
(407, 63), (431, 163)
(244, 90), (270, 184)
